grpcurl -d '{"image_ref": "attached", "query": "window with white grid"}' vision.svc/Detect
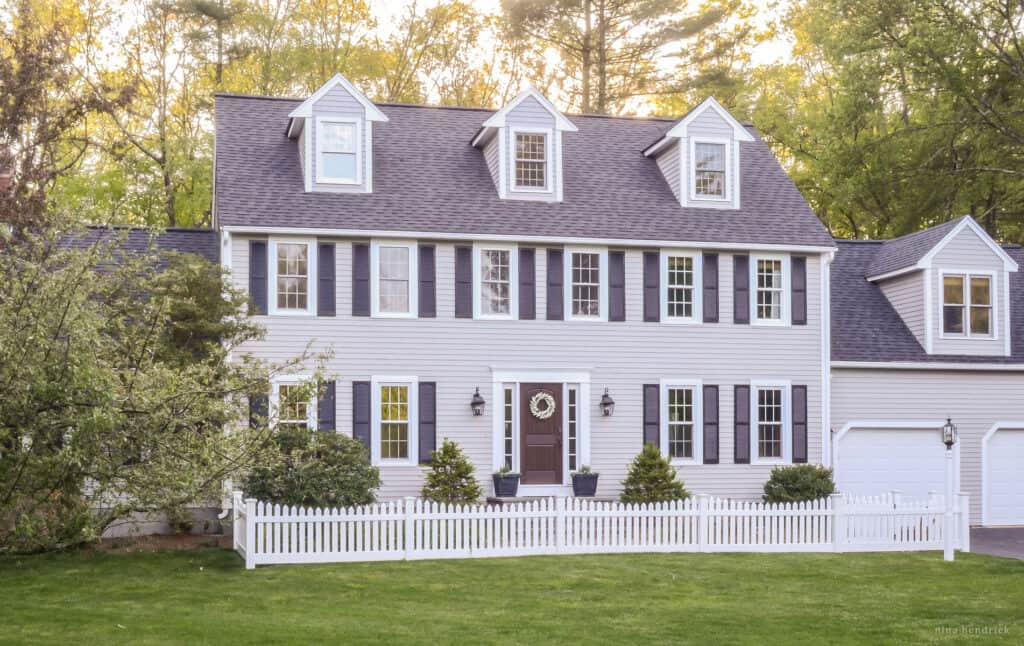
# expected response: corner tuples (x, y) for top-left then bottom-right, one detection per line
(503, 386), (514, 471)
(275, 242), (309, 311)
(480, 249), (511, 315)
(567, 386), (578, 471)
(942, 273), (993, 337)
(316, 118), (359, 183)
(666, 387), (695, 459)
(666, 255), (695, 319)
(379, 384), (409, 460)
(277, 383), (310, 432)
(378, 245), (410, 314)
(571, 252), (601, 317)
(514, 132), (547, 189)
(755, 258), (784, 321)
(756, 387), (783, 459)
(694, 142), (726, 198)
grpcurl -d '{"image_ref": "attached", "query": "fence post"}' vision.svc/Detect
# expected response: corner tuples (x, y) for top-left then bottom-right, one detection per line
(555, 496), (566, 553)
(697, 494), (710, 552)
(957, 492), (971, 553)
(403, 497), (415, 560)
(830, 493), (845, 552)
(244, 498), (257, 570)
(232, 491), (242, 551)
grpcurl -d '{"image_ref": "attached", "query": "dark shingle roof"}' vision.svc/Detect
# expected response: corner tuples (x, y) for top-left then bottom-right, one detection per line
(214, 95), (834, 248)
(831, 239), (1024, 363)
(864, 216), (968, 278)
(64, 227), (219, 264)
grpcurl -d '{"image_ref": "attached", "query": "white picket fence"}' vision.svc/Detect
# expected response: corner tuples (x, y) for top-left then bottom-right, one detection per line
(231, 491), (970, 569)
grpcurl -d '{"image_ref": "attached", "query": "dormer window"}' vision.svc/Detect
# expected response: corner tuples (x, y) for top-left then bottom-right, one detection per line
(694, 142), (726, 198)
(942, 273), (993, 337)
(317, 117), (360, 184)
(514, 131), (549, 190)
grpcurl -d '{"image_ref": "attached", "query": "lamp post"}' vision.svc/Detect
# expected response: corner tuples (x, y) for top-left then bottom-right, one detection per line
(942, 417), (958, 562)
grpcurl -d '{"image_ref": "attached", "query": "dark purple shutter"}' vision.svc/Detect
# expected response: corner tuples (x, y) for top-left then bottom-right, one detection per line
(734, 384), (750, 464)
(317, 242), (336, 316)
(519, 247), (536, 320)
(792, 256), (807, 325)
(248, 393), (268, 428)
(418, 382), (437, 464)
(248, 240), (268, 315)
(703, 253), (719, 323)
(792, 385), (808, 463)
(352, 243), (370, 317)
(352, 381), (371, 450)
(317, 380), (336, 432)
(546, 248), (564, 320)
(733, 255), (749, 324)
(418, 244), (436, 318)
(643, 251), (660, 322)
(703, 385), (719, 464)
(643, 384), (660, 448)
(455, 246), (472, 318)
(609, 250), (626, 322)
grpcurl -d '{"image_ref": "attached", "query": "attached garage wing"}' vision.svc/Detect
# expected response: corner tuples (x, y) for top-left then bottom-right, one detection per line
(835, 426), (956, 500)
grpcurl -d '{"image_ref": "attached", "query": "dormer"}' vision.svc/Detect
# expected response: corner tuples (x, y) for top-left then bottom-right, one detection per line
(471, 87), (577, 203)
(286, 73), (388, 194)
(643, 97), (754, 210)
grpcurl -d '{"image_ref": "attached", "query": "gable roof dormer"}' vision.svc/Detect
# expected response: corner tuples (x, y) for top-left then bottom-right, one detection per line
(643, 97), (755, 211)
(471, 87), (577, 203)
(286, 73), (388, 194)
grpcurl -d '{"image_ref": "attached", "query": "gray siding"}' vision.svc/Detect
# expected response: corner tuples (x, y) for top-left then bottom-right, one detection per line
(483, 133), (499, 190)
(309, 84), (370, 193)
(503, 96), (559, 202)
(654, 141), (681, 201)
(679, 107), (739, 210)
(879, 271), (925, 347)
(832, 367), (1024, 524)
(232, 236), (825, 501)
(689, 109), (735, 137)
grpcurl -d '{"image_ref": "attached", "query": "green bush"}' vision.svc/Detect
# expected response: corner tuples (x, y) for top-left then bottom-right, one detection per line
(421, 439), (482, 505)
(762, 465), (835, 503)
(620, 443), (690, 504)
(243, 429), (380, 508)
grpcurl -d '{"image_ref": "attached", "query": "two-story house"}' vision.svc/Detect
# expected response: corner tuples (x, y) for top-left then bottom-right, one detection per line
(189, 73), (1024, 526)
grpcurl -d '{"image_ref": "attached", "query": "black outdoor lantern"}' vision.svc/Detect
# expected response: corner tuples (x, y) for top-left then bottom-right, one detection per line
(470, 388), (486, 416)
(599, 388), (615, 417)
(942, 417), (958, 449)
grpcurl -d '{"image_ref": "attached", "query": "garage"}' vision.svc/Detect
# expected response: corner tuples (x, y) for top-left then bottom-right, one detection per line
(834, 427), (954, 499)
(984, 428), (1024, 526)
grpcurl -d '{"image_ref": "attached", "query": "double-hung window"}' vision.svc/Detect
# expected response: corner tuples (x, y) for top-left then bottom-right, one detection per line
(566, 248), (608, 320)
(751, 382), (790, 464)
(661, 251), (702, 322)
(660, 380), (702, 463)
(942, 273), (994, 337)
(513, 131), (548, 190)
(474, 245), (518, 318)
(269, 239), (316, 315)
(751, 255), (789, 325)
(693, 141), (727, 199)
(271, 377), (316, 432)
(371, 377), (418, 466)
(316, 118), (360, 184)
(371, 241), (417, 317)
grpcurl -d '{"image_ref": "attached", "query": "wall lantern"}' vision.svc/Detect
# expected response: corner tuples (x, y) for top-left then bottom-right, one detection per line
(470, 388), (486, 416)
(942, 417), (958, 450)
(599, 388), (615, 417)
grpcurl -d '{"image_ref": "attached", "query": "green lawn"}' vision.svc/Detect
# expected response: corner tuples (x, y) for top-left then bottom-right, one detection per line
(1, 548), (1022, 645)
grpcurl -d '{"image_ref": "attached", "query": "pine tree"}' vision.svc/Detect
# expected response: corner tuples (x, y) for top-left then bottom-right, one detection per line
(620, 442), (690, 504)
(421, 439), (483, 505)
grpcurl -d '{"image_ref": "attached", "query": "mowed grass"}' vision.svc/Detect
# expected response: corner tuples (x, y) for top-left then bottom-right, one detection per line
(1, 547), (1022, 645)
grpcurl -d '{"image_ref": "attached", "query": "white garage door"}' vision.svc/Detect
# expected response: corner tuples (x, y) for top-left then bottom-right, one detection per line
(986, 429), (1024, 526)
(836, 428), (948, 499)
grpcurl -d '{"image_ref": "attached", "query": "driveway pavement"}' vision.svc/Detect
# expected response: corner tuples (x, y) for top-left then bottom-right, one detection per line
(971, 527), (1024, 560)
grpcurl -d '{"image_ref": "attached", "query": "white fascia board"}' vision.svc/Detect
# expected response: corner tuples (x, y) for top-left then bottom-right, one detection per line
(917, 216), (1018, 273)
(288, 73), (389, 122)
(831, 361), (1024, 372)
(663, 97), (755, 142)
(481, 86), (578, 132)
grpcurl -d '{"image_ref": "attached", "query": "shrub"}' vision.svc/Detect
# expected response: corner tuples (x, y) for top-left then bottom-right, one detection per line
(762, 465), (835, 503)
(620, 443), (690, 504)
(421, 439), (482, 505)
(243, 429), (381, 508)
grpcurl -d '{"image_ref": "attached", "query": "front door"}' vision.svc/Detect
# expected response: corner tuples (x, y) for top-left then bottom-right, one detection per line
(520, 383), (563, 485)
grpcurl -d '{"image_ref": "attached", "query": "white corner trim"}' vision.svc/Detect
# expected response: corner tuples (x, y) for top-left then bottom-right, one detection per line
(289, 72), (389, 122)
(370, 376), (419, 467)
(267, 237), (317, 317)
(980, 422), (1024, 526)
(924, 267), (934, 353)
(821, 256), (832, 468)
(369, 239), (418, 318)
(364, 120), (373, 193)
(482, 86), (578, 132)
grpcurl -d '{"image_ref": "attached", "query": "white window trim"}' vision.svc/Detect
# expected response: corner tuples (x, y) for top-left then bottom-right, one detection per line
(750, 253), (791, 326)
(268, 237), (317, 316)
(315, 116), (362, 185)
(938, 269), (998, 340)
(750, 380), (792, 465)
(370, 375), (419, 467)
(660, 250), (703, 324)
(688, 137), (731, 202)
(660, 378), (703, 465)
(509, 126), (554, 194)
(564, 246), (609, 322)
(370, 240), (418, 318)
(270, 375), (317, 431)
(473, 242), (519, 320)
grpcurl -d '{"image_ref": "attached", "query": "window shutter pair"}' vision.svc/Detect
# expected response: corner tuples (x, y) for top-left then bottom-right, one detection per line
(248, 239), (336, 316)
(454, 246), (538, 319)
(351, 381), (437, 465)
(352, 243), (435, 317)
(733, 254), (807, 325)
(641, 384), (720, 464)
(733, 384), (808, 463)
(246, 380), (336, 431)
(642, 252), (719, 323)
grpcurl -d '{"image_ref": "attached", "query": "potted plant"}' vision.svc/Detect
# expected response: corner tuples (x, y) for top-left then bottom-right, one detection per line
(571, 465), (599, 497)
(492, 466), (520, 497)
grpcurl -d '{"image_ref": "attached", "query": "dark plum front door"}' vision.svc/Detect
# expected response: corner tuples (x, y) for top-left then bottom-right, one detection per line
(520, 383), (562, 485)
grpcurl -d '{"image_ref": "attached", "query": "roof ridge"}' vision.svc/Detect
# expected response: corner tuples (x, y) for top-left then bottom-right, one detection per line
(86, 224), (215, 233)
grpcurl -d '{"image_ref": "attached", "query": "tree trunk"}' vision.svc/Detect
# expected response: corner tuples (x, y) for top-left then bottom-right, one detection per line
(163, 167), (175, 227)
(596, 0), (607, 114)
(581, 0), (592, 113)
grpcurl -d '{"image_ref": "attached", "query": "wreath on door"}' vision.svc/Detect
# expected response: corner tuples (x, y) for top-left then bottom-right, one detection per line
(529, 392), (557, 420)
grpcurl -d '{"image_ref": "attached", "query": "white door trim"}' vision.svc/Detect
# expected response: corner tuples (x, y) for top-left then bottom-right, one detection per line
(981, 422), (1024, 526)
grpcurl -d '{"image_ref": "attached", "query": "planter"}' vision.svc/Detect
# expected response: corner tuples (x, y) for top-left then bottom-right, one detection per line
(571, 473), (599, 497)
(492, 473), (520, 497)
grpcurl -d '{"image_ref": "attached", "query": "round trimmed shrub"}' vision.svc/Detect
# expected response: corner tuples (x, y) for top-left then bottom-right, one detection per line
(762, 465), (835, 503)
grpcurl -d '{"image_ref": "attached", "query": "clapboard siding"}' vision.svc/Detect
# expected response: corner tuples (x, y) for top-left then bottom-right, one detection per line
(309, 84), (369, 193)
(232, 236), (825, 501)
(483, 133), (499, 190)
(832, 368), (1024, 524)
(689, 109), (735, 137)
(654, 141), (681, 201)
(503, 96), (559, 202)
(879, 272), (926, 347)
